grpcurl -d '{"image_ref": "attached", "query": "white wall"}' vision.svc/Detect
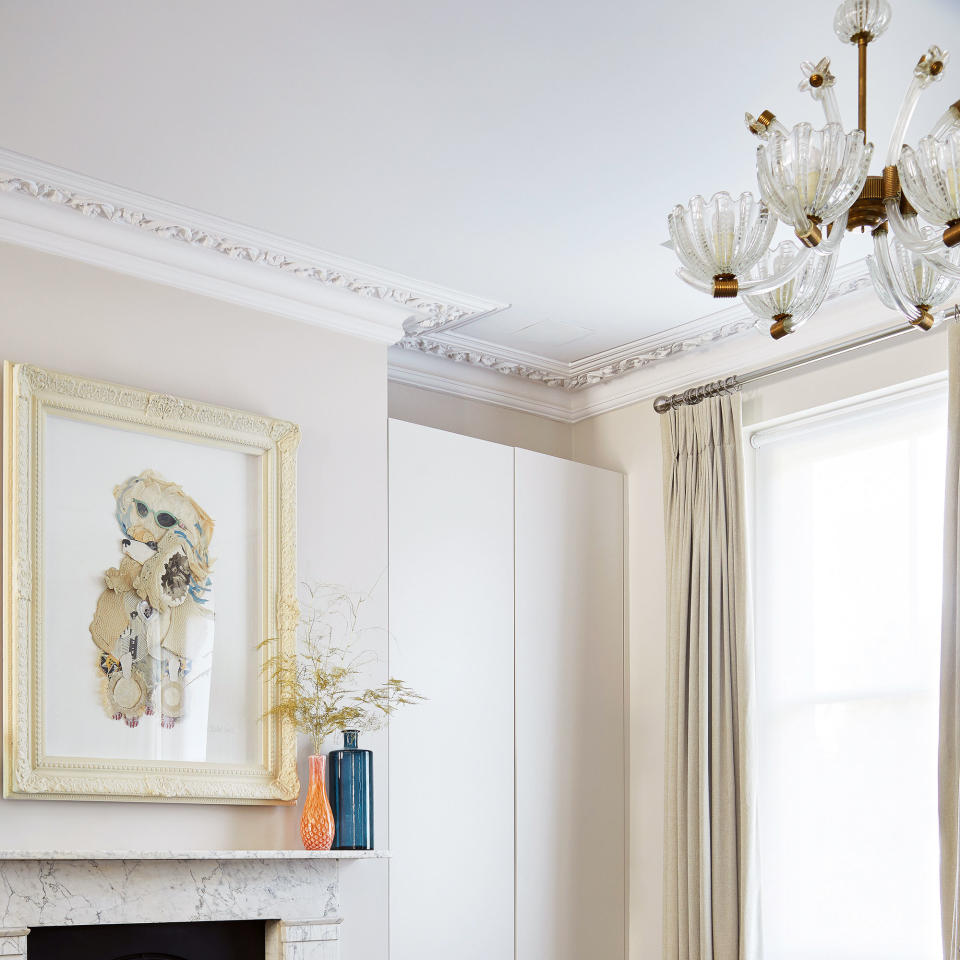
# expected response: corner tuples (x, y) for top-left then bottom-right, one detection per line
(0, 242), (390, 959)
(13, 238), (943, 960)
(388, 379), (573, 458)
(570, 323), (951, 960)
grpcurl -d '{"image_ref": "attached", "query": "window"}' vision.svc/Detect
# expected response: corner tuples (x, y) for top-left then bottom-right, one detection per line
(750, 384), (946, 960)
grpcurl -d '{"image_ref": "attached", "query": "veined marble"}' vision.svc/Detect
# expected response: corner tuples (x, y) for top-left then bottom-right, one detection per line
(0, 853), (361, 959)
(0, 849), (387, 860)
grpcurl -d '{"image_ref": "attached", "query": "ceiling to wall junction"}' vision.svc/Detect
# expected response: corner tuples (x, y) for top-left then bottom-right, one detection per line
(1, 0), (959, 367)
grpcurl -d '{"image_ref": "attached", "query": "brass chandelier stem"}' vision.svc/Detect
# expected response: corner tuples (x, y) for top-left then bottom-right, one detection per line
(856, 32), (870, 134)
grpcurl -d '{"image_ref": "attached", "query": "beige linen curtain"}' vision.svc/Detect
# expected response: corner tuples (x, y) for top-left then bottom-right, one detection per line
(661, 394), (759, 960)
(942, 323), (960, 960)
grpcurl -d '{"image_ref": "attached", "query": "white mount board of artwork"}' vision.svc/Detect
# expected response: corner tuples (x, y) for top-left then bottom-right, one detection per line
(42, 413), (261, 766)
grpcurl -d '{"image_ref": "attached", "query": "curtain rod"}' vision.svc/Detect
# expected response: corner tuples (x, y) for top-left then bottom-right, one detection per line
(652, 321), (922, 414)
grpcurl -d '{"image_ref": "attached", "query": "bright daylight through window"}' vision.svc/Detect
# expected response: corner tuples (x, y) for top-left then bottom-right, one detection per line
(751, 385), (946, 960)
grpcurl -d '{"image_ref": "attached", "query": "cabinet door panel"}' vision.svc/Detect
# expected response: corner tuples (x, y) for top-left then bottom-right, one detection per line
(388, 421), (515, 960)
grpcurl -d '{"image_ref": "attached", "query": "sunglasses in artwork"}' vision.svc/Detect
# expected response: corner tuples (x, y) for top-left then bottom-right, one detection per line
(134, 499), (180, 529)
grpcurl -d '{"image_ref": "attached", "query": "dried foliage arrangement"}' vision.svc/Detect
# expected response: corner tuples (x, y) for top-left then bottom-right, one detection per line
(261, 581), (423, 754)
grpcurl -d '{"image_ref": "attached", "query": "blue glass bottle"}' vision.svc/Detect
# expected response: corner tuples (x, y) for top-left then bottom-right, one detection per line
(328, 729), (374, 850)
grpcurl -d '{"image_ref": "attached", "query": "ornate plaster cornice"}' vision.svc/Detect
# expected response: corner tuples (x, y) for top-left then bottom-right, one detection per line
(395, 258), (874, 392)
(389, 259), (898, 423)
(560, 319), (754, 389)
(0, 148), (507, 343)
(396, 336), (572, 388)
(0, 148), (883, 405)
(399, 315), (755, 391)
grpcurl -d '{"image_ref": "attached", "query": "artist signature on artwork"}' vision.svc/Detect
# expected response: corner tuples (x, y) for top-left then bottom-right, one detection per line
(206, 723), (238, 735)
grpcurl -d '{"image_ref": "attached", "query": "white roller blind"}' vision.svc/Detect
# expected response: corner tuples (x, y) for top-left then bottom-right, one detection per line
(751, 384), (946, 960)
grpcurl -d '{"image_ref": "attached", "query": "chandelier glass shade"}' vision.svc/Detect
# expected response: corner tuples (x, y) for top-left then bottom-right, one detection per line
(899, 133), (960, 225)
(867, 226), (960, 328)
(668, 192), (777, 295)
(833, 0), (891, 44)
(756, 124), (872, 245)
(668, 0), (960, 339)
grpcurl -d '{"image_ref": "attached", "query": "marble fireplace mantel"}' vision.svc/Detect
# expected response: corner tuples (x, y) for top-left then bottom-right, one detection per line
(0, 849), (388, 959)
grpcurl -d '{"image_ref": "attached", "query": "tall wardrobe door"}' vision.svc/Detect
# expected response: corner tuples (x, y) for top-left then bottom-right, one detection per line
(514, 449), (626, 960)
(388, 420), (516, 960)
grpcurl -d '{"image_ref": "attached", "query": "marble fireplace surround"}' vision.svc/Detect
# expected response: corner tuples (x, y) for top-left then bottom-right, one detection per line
(0, 849), (387, 959)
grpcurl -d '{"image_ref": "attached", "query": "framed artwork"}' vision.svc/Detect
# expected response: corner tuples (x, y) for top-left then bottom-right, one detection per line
(2, 362), (300, 804)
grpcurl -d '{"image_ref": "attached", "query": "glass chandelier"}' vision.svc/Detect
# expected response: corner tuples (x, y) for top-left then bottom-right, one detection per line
(668, 0), (960, 339)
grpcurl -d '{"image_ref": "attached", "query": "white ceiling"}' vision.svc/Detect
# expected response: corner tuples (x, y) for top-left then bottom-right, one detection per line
(1, 0), (959, 363)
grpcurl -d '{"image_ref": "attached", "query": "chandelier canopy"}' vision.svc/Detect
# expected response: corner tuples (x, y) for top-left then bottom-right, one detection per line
(668, 0), (960, 339)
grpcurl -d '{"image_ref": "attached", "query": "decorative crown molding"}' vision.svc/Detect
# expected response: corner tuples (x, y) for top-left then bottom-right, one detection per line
(396, 258), (875, 392)
(0, 147), (507, 344)
(389, 259), (892, 422)
(389, 345), (577, 422)
(562, 319), (754, 389)
(396, 335), (572, 388)
(0, 148), (888, 419)
(398, 316), (755, 391)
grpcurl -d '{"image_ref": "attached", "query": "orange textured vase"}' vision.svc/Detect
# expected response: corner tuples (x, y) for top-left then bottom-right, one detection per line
(300, 754), (336, 850)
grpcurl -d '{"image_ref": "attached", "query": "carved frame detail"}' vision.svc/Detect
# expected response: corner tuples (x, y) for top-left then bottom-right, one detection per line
(2, 362), (300, 804)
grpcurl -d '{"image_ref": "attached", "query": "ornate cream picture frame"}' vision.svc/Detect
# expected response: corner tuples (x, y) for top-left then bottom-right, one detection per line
(3, 362), (300, 803)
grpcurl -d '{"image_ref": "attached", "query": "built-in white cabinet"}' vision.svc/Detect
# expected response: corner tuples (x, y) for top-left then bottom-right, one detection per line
(388, 421), (625, 960)
(388, 422), (516, 959)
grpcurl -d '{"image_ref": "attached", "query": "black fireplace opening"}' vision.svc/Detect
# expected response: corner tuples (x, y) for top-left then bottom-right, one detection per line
(26, 919), (266, 960)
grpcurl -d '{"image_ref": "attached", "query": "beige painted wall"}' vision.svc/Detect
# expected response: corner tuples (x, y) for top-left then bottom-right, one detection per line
(571, 399), (665, 960)
(388, 380), (573, 458)
(16, 243), (942, 960)
(570, 324), (951, 960)
(0, 242), (389, 958)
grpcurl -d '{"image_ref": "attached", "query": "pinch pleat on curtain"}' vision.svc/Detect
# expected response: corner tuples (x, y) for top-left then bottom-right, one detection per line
(661, 394), (759, 960)
(942, 323), (960, 960)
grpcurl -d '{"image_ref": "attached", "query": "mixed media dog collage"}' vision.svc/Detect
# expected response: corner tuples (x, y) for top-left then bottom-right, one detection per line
(88, 469), (216, 733)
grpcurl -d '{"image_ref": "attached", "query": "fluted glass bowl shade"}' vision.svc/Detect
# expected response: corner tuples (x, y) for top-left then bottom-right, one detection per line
(667, 191), (777, 283)
(757, 123), (873, 232)
(868, 227), (960, 309)
(899, 132), (960, 226)
(833, 0), (892, 43)
(741, 241), (838, 337)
